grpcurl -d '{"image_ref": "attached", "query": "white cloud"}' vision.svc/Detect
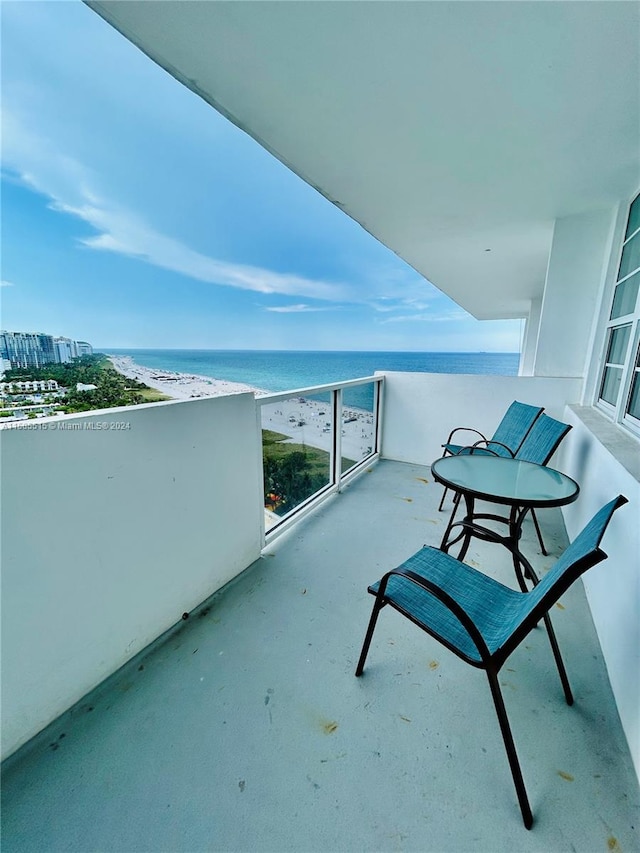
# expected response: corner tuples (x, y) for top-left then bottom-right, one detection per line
(0, 280), (15, 287)
(368, 287), (446, 315)
(2, 112), (351, 302)
(265, 304), (332, 313)
(382, 310), (469, 324)
(2, 110), (454, 316)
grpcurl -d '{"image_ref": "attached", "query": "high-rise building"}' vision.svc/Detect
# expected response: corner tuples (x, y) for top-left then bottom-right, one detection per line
(0, 332), (56, 368)
(0, 331), (92, 368)
(54, 338), (75, 363)
(54, 340), (70, 364)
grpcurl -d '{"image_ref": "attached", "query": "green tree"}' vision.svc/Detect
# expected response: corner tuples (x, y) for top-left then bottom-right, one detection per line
(264, 450), (326, 512)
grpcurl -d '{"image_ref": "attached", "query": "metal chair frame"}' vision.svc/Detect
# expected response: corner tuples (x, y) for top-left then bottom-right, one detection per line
(438, 402), (544, 513)
(355, 496), (628, 829)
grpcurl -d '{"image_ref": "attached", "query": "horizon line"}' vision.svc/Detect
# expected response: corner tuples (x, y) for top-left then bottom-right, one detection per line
(99, 347), (520, 355)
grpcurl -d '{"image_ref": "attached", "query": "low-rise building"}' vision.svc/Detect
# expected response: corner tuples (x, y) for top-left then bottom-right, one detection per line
(0, 380), (59, 394)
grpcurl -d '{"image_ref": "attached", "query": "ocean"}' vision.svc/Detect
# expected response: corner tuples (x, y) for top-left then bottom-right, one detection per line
(106, 349), (519, 410)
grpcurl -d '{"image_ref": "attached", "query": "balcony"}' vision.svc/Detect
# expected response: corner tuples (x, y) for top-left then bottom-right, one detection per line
(2, 374), (638, 850)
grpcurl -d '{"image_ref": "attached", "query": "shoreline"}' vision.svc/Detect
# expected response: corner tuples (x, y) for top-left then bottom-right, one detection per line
(108, 355), (265, 400)
(109, 355), (376, 461)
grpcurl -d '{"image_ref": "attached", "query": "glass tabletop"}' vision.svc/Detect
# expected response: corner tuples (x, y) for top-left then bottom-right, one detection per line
(431, 455), (580, 507)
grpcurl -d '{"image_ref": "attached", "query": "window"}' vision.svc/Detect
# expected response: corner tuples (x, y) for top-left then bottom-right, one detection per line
(597, 192), (640, 435)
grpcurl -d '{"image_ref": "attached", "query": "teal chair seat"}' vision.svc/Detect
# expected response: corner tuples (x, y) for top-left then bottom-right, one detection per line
(356, 496), (628, 829)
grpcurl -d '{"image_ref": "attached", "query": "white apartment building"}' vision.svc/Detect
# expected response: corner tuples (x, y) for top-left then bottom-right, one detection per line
(53, 337), (79, 363)
(1, 380), (59, 394)
(1, 331), (93, 368)
(0, 331), (56, 369)
(76, 341), (93, 357)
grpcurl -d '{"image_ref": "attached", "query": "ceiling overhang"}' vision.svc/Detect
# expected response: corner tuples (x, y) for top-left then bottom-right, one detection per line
(87, 1), (640, 319)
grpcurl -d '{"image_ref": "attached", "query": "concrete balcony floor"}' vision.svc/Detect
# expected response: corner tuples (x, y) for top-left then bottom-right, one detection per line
(2, 460), (638, 852)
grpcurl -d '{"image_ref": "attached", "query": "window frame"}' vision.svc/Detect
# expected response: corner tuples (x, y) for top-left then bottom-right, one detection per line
(595, 191), (640, 439)
(622, 328), (640, 431)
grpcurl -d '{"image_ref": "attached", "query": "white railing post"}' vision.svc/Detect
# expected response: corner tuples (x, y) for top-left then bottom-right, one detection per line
(374, 376), (384, 456)
(333, 386), (343, 489)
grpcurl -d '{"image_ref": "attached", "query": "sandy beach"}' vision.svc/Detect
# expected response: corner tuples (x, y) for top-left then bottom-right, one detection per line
(109, 355), (264, 399)
(109, 355), (376, 463)
(260, 398), (375, 463)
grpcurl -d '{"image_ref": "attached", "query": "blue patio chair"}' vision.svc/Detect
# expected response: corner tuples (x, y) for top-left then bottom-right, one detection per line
(356, 495), (627, 829)
(515, 414), (573, 554)
(452, 413), (573, 557)
(438, 401), (543, 511)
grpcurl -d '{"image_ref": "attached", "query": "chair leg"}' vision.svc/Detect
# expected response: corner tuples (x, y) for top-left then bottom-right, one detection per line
(439, 492), (464, 552)
(486, 669), (533, 830)
(438, 485), (449, 512)
(438, 450), (454, 511)
(355, 597), (385, 677)
(523, 564), (574, 706)
(530, 509), (548, 556)
(541, 612), (574, 705)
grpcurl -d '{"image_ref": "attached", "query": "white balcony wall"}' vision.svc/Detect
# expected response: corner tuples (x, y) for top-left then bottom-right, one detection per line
(559, 407), (640, 778)
(378, 371), (582, 466)
(1, 394), (263, 761)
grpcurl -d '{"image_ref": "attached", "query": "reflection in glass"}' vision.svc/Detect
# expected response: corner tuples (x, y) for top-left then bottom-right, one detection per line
(606, 325), (631, 364)
(341, 382), (376, 475)
(627, 374), (640, 420)
(618, 230), (640, 281)
(625, 193), (640, 240)
(611, 271), (640, 319)
(432, 455), (578, 502)
(626, 345), (640, 421)
(600, 366), (622, 406)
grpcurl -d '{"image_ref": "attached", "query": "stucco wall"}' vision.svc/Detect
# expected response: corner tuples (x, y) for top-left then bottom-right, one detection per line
(559, 407), (640, 778)
(531, 208), (616, 379)
(378, 371), (582, 466)
(1, 394), (263, 760)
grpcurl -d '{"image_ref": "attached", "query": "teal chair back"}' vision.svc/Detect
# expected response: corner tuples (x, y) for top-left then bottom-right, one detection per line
(515, 413), (571, 465)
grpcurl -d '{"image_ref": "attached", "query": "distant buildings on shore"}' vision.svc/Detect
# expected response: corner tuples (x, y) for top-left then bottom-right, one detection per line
(0, 380), (60, 394)
(0, 331), (93, 370)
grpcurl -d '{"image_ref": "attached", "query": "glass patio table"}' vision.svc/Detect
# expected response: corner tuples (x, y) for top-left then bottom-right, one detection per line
(431, 455), (580, 590)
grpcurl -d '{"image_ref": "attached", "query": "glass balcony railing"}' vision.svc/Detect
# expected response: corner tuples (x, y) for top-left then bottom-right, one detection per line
(340, 381), (379, 474)
(258, 376), (382, 535)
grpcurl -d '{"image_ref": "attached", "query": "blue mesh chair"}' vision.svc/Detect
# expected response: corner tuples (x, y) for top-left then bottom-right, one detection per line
(356, 495), (627, 829)
(449, 413), (573, 557)
(514, 414), (572, 554)
(438, 401), (543, 511)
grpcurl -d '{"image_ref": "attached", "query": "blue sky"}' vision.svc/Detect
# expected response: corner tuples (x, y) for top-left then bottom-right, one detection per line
(1, 1), (522, 352)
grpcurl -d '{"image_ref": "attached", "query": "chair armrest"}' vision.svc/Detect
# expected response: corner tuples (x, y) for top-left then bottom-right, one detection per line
(466, 439), (515, 457)
(442, 426), (487, 446)
(376, 565), (492, 664)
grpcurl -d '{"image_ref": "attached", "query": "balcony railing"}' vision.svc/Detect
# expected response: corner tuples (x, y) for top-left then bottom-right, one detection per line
(258, 375), (383, 538)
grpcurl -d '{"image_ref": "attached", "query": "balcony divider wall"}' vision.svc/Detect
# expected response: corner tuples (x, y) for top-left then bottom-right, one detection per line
(1, 394), (264, 761)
